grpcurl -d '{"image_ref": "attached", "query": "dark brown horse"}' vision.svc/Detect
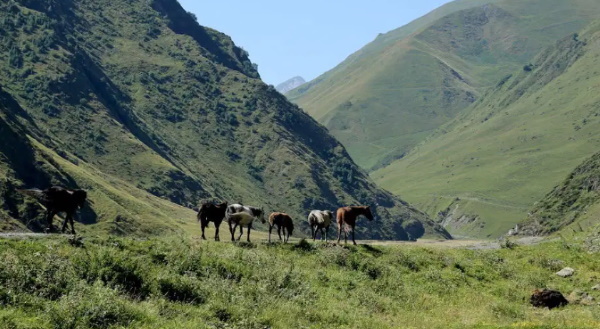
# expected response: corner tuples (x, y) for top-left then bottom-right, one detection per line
(336, 206), (374, 245)
(19, 186), (88, 234)
(268, 212), (294, 243)
(197, 201), (228, 241)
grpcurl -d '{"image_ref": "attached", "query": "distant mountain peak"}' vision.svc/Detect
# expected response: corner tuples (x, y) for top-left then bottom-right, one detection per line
(275, 76), (305, 94)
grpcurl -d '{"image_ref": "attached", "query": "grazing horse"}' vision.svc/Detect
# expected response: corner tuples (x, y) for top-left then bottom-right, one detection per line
(197, 201), (228, 241)
(268, 212), (294, 243)
(18, 186), (88, 234)
(307, 210), (333, 242)
(336, 206), (374, 245)
(225, 204), (265, 242)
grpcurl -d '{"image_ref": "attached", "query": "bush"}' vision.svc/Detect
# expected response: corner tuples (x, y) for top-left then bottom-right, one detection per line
(156, 274), (206, 304)
(48, 282), (144, 329)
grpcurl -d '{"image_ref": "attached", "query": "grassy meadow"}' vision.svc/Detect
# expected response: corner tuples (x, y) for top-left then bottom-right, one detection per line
(0, 234), (599, 329)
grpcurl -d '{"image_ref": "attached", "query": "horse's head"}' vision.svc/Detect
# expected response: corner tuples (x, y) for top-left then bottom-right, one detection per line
(71, 190), (87, 209)
(364, 206), (374, 221)
(259, 207), (266, 224)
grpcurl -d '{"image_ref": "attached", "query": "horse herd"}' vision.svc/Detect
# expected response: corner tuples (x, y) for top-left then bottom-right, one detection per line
(16, 186), (375, 245)
(198, 201), (374, 245)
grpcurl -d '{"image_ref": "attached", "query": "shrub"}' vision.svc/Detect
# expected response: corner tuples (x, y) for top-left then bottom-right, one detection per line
(48, 282), (144, 329)
(156, 274), (206, 304)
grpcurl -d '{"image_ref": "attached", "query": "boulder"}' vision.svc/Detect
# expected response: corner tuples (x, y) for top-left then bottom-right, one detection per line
(567, 290), (596, 306)
(556, 267), (575, 277)
(530, 289), (569, 309)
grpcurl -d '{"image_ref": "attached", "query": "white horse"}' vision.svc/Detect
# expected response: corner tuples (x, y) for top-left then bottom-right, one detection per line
(225, 204), (265, 242)
(307, 210), (333, 242)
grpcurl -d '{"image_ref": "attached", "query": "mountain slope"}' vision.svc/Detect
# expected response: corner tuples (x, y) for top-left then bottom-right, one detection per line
(0, 0), (448, 240)
(289, 0), (600, 170)
(276, 76), (305, 94)
(518, 151), (600, 236)
(373, 22), (600, 238)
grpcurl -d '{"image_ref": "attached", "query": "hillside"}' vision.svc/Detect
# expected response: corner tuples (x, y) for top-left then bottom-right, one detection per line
(0, 0), (450, 240)
(2, 235), (600, 328)
(288, 0), (600, 170)
(519, 151), (600, 236)
(373, 22), (600, 238)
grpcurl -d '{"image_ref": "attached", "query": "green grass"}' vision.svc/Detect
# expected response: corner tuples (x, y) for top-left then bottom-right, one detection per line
(1, 235), (600, 328)
(289, 0), (600, 171)
(373, 23), (600, 238)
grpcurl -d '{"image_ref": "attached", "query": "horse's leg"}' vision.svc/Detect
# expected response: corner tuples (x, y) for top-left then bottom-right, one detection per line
(214, 220), (221, 241)
(344, 225), (348, 245)
(200, 219), (207, 240)
(46, 210), (55, 233)
(277, 225), (282, 242)
(268, 224), (273, 243)
(229, 222), (236, 241)
(352, 224), (357, 245)
(337, 222), (342, 244)
(237, 225), (244, 241)
(311, 225), (316, 241)
(61, 213), (69, 233)
(324, 227), (328, 242)
(69, 213), (76, 235)
(246, 223), (252, 243)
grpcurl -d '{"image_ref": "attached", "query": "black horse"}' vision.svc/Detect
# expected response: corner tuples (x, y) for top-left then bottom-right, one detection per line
(19, 186), (88, 234)
(197, 201), (228, 241)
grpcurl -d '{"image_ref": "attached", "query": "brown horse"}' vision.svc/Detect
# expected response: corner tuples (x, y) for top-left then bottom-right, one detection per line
(197, 201), (228, 241)
(336, 206), (374, 245)
(18, 186), (88, 234)
(268, 212), (294, 243)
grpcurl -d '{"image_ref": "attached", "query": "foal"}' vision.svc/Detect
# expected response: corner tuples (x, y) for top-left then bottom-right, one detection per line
(225, 204), (265, 242)
(336, 206), (374, 245)
(197, 201), (228, 241)
(268, 212), (294, 243)
(307, 210), (333, 242)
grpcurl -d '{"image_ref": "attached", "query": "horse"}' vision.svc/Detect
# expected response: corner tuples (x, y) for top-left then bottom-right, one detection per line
(225, 204), (265, 242)
(307, 210), (333, 242)
(336, 206), (374, 245)
(18, 186), (88, 234)
(197, 201), (228, 241)
(268, 212), (294, 243)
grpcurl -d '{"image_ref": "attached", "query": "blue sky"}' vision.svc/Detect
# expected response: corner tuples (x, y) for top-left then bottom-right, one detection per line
(179, 1), (453, 85)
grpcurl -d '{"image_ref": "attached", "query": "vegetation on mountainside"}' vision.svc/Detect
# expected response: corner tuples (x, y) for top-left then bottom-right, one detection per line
(289, 0), (600, 170)
(1, 236), (600, 329)
(373, 22), (600, 238)
(0, 0), (448, 240)
(520, 151), (600, 236)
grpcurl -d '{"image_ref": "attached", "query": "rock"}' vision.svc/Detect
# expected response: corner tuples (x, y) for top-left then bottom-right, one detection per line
(530, 289), (569, 309)
(556, 267), (575, 277)
(591, 284), (600, 291)
(568, 290), (596, 305)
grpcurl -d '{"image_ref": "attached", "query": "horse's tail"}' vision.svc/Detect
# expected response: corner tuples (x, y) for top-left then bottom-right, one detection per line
(16, 188), (46, 201)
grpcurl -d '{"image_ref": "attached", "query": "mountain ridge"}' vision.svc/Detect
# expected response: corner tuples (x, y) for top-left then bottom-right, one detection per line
(289, 0), (600, 170)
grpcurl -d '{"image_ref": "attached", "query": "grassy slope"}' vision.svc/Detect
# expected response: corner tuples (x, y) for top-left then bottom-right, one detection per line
(0, 0), (448, 240)
(289, 0), (600, 170)
(519, 151), (600, 236)
(2, 235), (600, 328)
(373, 22), (600, 238)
